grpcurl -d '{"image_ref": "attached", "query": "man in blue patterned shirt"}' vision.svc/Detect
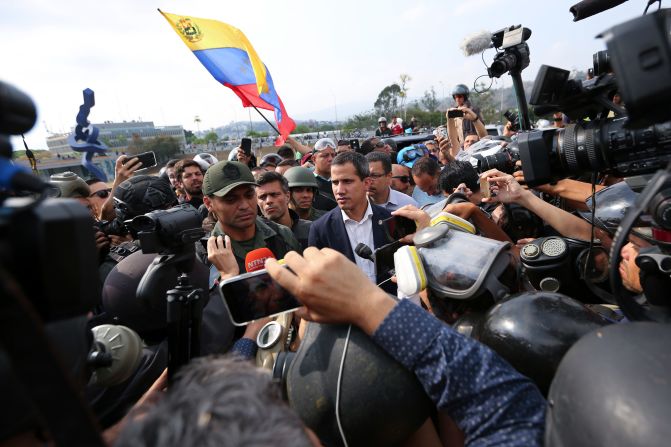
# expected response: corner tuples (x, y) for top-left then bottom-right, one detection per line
(266, 245), (546, 447)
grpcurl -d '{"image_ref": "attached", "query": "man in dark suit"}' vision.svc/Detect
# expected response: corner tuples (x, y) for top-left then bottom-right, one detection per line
(308, 152), (395, 292)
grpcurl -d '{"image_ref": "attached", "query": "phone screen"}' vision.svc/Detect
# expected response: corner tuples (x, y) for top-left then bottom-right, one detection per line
(379, 215), (416, 242)
(124, 151), (157, 170)
(220, 270), (301, 326)
(241, 138), (252, 155)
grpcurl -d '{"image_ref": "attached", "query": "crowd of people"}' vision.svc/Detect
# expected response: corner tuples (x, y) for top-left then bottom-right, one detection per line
(6, 80), (669, 447)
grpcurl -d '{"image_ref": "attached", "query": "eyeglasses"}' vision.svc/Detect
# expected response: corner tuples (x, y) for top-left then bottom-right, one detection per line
(90, 188), (111, 199)
(392, 176), (410, 183)
(369, 173), (386, 180)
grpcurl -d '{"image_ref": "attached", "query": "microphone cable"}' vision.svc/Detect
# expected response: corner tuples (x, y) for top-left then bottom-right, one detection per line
(335, 324), (352, 447)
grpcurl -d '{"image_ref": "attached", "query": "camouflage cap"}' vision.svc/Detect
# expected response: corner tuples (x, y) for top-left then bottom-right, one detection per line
(203, 160), (257, 197)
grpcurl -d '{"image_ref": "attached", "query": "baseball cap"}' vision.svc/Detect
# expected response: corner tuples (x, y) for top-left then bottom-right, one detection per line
(203, 160), (257, 197)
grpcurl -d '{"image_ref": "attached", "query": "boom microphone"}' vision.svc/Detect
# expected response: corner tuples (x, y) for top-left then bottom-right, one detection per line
(245, 247), (276, 272)
(460, 30), (493, 56)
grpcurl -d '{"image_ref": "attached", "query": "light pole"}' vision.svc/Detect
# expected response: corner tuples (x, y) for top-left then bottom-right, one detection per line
(439, 81), (446, 128)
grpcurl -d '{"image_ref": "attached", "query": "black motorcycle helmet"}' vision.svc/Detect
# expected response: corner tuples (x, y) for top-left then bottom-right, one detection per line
(546, 322), (671, 446)
(477, 291), (613, 395)
(282, 322), (434, 446)
(113, 175), (177, 223)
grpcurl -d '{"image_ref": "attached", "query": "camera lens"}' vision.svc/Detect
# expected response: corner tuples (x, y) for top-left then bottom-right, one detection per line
(477, 152), (514, 174)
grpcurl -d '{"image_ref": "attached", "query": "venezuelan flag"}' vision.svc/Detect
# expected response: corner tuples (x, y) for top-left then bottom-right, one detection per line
(160, 10), (295, 144)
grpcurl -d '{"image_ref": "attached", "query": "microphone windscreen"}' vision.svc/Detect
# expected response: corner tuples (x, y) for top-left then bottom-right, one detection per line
(245, 247), (276, 272)
(460, 30), (493, 56)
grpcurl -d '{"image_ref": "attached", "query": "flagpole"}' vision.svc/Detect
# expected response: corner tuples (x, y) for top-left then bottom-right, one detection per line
(251, 106), (280, 136)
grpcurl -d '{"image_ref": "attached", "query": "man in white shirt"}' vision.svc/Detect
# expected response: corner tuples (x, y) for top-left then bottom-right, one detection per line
(365, 152), (418, 212)
(307, 152), (395, 292)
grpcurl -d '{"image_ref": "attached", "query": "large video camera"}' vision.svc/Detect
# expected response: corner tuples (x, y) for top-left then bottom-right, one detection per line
(518, 9), (671, 186)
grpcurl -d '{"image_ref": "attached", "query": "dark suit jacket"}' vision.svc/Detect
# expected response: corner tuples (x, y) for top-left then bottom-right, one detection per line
(308, 203), (396, 294)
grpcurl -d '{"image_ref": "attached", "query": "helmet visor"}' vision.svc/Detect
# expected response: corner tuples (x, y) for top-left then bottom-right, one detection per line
(418, 231), (508, 298)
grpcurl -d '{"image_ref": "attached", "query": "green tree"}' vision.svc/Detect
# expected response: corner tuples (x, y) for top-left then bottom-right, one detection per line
(374, 84), (401, 118)
(293, 124), (311, 134)
(204, 131), (218, 143)
(145, 136), (180, 162)
(421, 87), (439, 112)
(126, 133), (145, 154)
(470, 83), (499, 124)
(343, 111), (377, 132)
(184, 129), (196, 143)
(399, 74), (412, 119)
(247, 130), (263, 137)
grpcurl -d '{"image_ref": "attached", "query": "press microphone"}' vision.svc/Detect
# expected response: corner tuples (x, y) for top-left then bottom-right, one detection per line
(88, 324), (144, 387)
(570, 0), (628, 21)
(355, 243), (375, 263)
(245, 247), (276, 272)
(460, 30), (494, 56)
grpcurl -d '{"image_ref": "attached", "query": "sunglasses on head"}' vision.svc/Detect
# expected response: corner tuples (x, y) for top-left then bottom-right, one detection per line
(392, 175), (410, 183)
(90, 188), (111, 199)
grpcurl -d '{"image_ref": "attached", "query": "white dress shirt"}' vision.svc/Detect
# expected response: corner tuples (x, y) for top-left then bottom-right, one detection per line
(380, 187), (419, 212)
(341, 201), (376, 283)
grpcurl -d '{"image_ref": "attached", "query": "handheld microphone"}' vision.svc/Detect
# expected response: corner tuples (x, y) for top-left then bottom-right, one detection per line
(354, 243), (375, 263)
(88, 324), (144, 387)
(245, 247), (276, 272)
(460, 30), (493, 56)
(570, 0), (628, 22)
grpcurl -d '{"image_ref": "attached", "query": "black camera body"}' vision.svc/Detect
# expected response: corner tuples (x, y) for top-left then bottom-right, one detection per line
(519, 9), (671, 187)
(504, 110), (520, 132)
(520, 236), (607, 302)
(129, 204), (205, 254)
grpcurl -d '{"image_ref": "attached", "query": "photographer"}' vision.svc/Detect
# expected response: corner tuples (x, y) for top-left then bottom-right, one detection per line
(265, 247), (546, 446)
(446, 107), (488, 160)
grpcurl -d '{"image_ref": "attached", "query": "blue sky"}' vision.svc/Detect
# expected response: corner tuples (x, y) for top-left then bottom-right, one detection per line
(1, 0), (645, 148)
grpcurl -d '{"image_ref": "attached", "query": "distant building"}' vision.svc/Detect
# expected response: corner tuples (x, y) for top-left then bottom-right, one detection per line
(46, 120), (187, 153)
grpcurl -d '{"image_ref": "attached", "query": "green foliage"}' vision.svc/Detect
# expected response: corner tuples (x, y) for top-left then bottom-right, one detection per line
(421, 87), (439, 112)
(374, 83), (401, 117)
(293, 124), (311, 134)
(246, 130), (265, 137)
(12, 150), (53, 160)
(126, 133), (145, 154)
(404, 104), (444, 129)
(204, 131), (219, 143)
(342, 111), (377, 131)
(144, 136), (181, 162)
(184, 129), (196, 143)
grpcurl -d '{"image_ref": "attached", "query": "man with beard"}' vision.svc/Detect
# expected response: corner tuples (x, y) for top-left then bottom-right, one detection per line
(175, 159), (205, 209)
(256, 171), (311, 251)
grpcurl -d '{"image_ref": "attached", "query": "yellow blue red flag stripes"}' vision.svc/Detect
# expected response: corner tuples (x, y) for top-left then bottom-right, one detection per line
(160, 10), (295, 144)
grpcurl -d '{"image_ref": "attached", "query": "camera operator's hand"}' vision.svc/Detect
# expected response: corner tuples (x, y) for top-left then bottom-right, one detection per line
(458, 106), (478, 122)
(109, 233), (133, 246)
(114, 155), (142, 186)
(480, 169), (527, 205)
(207, 235), (239, 280)
(94, 228), (110, 258)
(266, 248), (396, 335)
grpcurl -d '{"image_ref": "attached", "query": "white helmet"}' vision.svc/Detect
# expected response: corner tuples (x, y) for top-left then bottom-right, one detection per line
(193, 153), (219, 171)
(378, 116), (387, 123)
(227, 148), (239, 161)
